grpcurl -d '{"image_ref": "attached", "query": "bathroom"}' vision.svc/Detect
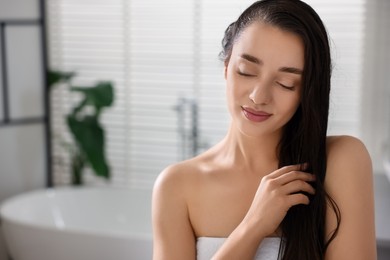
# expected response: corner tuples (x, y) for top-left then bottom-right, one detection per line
(0, 0), (389, 259)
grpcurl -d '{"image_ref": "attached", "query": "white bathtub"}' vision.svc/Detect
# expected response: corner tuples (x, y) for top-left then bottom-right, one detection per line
(0, 187), (153, 260)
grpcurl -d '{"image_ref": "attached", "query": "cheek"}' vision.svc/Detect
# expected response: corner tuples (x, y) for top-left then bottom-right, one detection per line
(228, 74), (249, 99)
(226, 75), (241, 99)
(277, 92), (301, 113)
(225, 78), (246, 117)
(286, 97), (301, 117)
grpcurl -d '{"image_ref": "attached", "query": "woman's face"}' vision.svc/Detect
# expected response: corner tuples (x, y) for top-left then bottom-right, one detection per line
(225, 22), (304, 138)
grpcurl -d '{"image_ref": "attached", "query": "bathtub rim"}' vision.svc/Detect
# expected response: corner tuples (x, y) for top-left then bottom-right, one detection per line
(0, 186), (153, 241)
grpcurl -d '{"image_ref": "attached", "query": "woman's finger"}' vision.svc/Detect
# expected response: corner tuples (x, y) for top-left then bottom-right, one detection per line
(266, 164), (306, 179)
(276, 170), (315, 185)
(286, 192), (311, 207)
(281, 179), (315, 195)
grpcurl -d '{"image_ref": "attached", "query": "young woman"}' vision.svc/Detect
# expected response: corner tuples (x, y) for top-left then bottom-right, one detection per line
(152, 0), (376, 259)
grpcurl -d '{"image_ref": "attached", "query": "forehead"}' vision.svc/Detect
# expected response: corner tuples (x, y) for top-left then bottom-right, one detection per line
(232, 22), (305, 69)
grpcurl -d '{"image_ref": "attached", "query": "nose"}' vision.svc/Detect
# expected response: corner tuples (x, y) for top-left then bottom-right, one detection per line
(248, 81), (272, 105)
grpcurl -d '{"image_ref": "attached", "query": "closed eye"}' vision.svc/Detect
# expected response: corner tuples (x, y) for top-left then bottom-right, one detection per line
(237, 70), (256, 77)
(277, 82), (295, 90)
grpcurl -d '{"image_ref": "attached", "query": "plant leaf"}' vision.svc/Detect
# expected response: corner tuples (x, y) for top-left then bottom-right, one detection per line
(48, 70), (76, 88)
(67, 114), (110, 179)
(70, 82), (114, 112)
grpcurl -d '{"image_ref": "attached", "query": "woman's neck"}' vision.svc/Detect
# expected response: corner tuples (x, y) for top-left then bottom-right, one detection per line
(215, 123), (281, 175)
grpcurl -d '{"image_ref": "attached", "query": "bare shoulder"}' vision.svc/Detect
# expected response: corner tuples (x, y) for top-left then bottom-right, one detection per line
(325, 135), (373, 200)
(326, 135), (372, 174)
(153, 144), (221, 196)
(152, 157), (207, 259)
(324, 135), (376, 259)
(154, 161), (189, 189)
(153, 155), (206, 191)
(152, 153), (214, 217)
(326, 135), (370, 157)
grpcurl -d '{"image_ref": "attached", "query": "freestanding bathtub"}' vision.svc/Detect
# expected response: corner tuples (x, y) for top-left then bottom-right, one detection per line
(0, 186), (153, 260)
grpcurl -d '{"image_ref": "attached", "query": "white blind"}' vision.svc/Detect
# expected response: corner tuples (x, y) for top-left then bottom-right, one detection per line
(47, 0), (130, 186)
(126, 0), (194, 187)
(306, 0), (365, 137)
(360, 0), (390, 172)
(47, 0), (368, 189)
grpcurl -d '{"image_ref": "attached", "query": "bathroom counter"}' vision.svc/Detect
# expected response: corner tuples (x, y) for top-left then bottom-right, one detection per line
(375, 174), (390, 247)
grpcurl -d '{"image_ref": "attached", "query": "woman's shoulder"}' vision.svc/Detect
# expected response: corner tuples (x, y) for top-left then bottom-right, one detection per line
(325, 135), (372, 187)
(153, 159), (198, 194)
(326, 134), (367, 149)
(323, 138), (376, 258)
(153, 151), (216, 195)
(326, 135), (371, 165)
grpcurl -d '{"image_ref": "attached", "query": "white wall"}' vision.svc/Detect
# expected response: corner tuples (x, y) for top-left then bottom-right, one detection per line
(361, 0), (390, 174)
(0, 0), (46, 259)
(360, 3), (390, 255)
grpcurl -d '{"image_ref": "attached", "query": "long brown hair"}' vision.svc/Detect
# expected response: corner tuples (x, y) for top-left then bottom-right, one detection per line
(219, 1), (341, 259)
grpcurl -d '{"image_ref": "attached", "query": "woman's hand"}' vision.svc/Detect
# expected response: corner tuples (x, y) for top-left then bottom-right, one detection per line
(212, 164), (316, 259)
(243, 164), (316, 237)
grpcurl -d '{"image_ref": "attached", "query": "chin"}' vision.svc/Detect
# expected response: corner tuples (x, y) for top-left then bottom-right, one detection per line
(233, 115), (283, 139)
(235, 121), (270, 138)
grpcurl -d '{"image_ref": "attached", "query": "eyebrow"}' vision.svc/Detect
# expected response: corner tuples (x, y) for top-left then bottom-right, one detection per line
(240, 53), (262, 65)
(279, 66), (303, 75)
(239, 53), (303, 75)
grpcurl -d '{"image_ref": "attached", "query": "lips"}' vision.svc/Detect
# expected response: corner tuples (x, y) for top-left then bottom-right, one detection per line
(241, 106), (272, 122)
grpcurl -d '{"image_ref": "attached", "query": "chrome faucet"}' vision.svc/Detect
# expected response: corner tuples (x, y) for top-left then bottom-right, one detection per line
(173, 96), (203, 160)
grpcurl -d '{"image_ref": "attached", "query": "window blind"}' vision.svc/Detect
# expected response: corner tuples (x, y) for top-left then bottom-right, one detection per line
(126, 0), (195, 188)
(306, 0), (365, 137)
(47, 0), (368, 189)
(360, 0), (390, 172)
(47, 0), (130, 186)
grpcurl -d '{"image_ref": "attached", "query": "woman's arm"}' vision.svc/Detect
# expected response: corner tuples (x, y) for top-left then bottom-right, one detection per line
(152, 165), (196, 260)
(325, 136), (377, 259)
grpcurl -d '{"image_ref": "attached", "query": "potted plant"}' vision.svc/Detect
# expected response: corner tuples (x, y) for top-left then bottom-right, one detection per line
(48, 70), (114, 185)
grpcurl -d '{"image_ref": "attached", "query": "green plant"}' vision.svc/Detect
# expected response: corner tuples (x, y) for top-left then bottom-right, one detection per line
(48, 70), (114, 185)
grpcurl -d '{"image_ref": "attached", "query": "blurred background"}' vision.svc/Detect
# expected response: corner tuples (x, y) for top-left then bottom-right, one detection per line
(47, 0), (390, 187)
(0, 0), (389, 259)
